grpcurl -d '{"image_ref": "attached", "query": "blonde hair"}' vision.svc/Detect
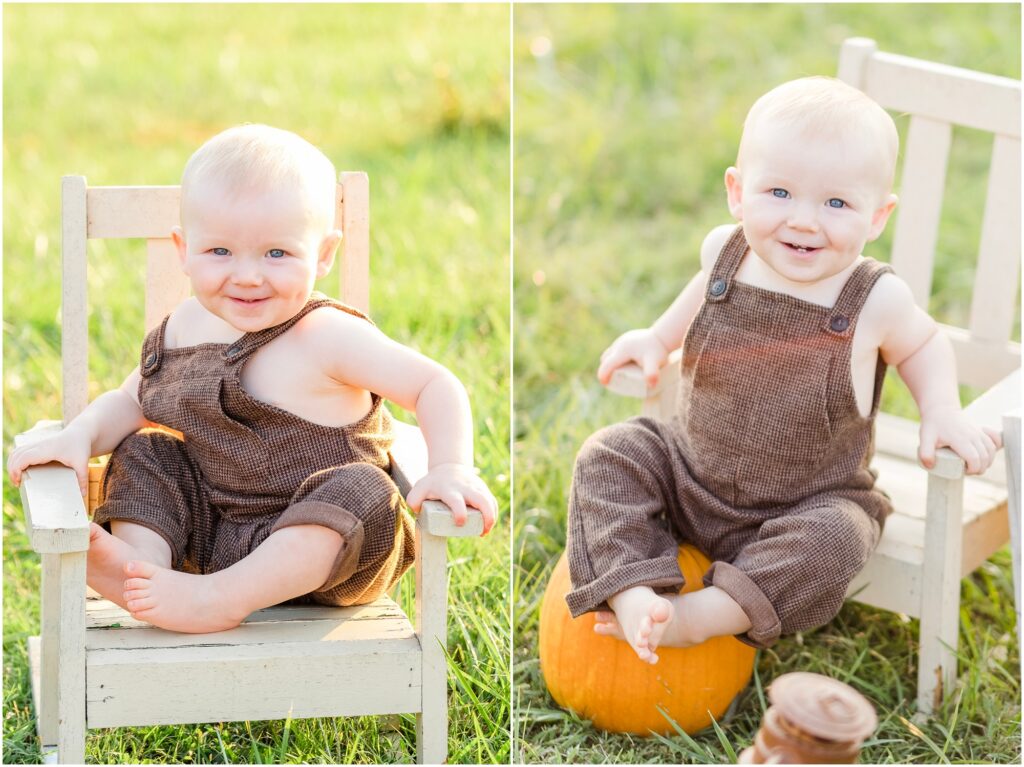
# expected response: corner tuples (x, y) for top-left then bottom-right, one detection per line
(737, 77), (899, 191)
(180, 124), (337, 230)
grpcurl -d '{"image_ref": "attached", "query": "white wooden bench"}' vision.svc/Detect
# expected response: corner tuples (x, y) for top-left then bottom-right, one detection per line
(17, 173), (482, 763)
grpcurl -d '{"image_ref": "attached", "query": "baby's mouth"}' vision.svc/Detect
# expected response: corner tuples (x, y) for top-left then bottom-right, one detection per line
(784, 242), (821, 255)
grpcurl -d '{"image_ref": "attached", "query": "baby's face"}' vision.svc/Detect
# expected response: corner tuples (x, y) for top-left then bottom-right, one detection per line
(173, 180), (339, 333)
(726, 123), (896, 285)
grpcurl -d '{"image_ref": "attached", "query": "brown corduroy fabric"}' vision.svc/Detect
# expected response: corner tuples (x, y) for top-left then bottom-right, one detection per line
(93, 292), (416, 606)
(567, 226), (893, 647)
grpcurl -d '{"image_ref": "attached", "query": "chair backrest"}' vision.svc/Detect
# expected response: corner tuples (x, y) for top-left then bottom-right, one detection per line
(60, 172), (370, 424)
(838, 38), (1021, 391)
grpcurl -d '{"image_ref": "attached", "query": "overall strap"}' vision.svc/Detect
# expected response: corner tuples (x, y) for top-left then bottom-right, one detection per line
(705, 225), (748, 303)
(821, 259), (895, 337)
(139, 314), (172, 378)
(222, 292), (373, 366)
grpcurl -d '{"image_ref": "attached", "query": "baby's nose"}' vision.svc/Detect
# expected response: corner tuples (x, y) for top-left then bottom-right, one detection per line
(787, 205), (820, 231)
(231, 262), (264, 285)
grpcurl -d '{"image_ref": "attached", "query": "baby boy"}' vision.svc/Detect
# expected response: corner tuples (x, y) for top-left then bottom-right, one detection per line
(567, 77), (1001, 663)
(8, 124), (497, 634)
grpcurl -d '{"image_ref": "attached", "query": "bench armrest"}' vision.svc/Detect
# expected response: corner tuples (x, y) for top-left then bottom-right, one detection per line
(14, 422), (90, 554)
(605, 348), (683, 400)
(418, 501), (485, 538)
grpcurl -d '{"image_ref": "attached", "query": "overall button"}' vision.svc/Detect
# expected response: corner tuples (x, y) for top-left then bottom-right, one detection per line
(226, 343), (242, 358)
(144, 352), (157, 368)
(830, 315), (850, 332)
(709, 279), (727, 297)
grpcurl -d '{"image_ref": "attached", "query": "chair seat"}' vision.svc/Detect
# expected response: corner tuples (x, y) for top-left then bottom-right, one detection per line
(30, 596), (422, 730)
(846, 413), (1010, 616)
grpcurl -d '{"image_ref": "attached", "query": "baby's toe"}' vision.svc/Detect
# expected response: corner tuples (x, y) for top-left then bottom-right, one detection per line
(125, 595), (155, 612)
(123, 577), (150, 592)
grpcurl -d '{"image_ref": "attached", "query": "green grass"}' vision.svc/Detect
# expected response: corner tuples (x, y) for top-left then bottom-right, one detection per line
(513, 4), (1020, 764)
(3, 4), (509, 764)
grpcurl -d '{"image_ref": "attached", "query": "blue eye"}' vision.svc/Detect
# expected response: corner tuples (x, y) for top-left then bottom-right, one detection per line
(770, 188), (790, 199)
(267, 249), (286, 259)
(827, 198), (847, 209)
(212, 247), (230, 256)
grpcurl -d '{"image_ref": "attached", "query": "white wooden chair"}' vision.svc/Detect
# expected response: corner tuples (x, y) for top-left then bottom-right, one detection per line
(607, 39), (1021, 716)
(15, 172), (483, 764)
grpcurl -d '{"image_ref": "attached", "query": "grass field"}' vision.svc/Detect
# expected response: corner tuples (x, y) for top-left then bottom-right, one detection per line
(3, 5), (510, 764)
(513, 4), (1021, 764)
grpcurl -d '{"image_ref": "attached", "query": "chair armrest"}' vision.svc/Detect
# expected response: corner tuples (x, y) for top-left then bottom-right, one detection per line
(605, 348), (683, 399)
(14, 422), (90, 554)
(928, 369), (1021, 480)
(418, 500), (485, 537)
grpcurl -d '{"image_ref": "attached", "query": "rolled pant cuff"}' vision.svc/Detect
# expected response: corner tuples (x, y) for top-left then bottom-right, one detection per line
(705, 561), (782, 648)
(565, 556), (684, 618)
(271, 501), (365, 592)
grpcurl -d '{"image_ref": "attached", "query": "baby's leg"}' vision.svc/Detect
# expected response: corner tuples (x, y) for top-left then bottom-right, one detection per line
(565, 419), (687, 663)
(122, 462), (411, 632)
(595, 585), (752, 654)
(122, 524), (343, 633)
(86, 522), (171, 609)
(703, 496), (880, 647)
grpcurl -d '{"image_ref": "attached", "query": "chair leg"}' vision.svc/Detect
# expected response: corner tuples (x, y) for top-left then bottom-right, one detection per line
(917, 473), (964, 715)
(415, 530), (448, 764)
(38, 552), (87, 764)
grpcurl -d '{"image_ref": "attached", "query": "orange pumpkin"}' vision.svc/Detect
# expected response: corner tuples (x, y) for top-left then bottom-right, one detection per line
(539, 545), (756, 735)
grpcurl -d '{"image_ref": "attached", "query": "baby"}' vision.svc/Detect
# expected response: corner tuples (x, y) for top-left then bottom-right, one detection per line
(567, 77), (1001, 663)
(8, 124), (497, 634)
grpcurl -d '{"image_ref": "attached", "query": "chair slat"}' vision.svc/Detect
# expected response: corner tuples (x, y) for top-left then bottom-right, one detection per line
(145, 238), (191, 333)
(946, 325), (1022, 390)
(889, 116), (952, 308)
(86, 186), (181, 240)
(62, 177), (89, 424)
(969, 135), (1021, 345)
(864, 52), (1021, 137)
(340, 172), (370, 313)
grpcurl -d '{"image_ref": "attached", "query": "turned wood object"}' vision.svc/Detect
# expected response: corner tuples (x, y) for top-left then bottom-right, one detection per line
(739, 672), (877, 764)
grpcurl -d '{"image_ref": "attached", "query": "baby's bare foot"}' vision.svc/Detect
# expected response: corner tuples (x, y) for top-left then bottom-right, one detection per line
(604, 586), (674, 664)
(86, 523), (146, 609)
(122, 560), (249, 634)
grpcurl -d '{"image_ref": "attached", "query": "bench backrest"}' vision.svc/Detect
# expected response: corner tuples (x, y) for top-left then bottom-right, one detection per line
(838, 37), (1021, 391)
(60, 172), (369, 423)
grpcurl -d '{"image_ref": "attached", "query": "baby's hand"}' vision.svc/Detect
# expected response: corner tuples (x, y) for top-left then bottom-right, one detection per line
(406, 463), (498, 536)
(597, 329), (670, 387)
(918, 407), (1002, 476)
(7, 427), (92, 494)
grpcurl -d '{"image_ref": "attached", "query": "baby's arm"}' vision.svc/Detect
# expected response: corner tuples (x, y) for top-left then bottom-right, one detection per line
(308, 312), (498, 535)
(7, 368), (148, 493)
(868, 276), (1001, 475)
(598, 224), (732, 386)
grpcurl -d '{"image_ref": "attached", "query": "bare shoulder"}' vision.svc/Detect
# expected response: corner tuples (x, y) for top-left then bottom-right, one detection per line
(699, 224), (738, 274)
(163, 297), (203, 347)
(291, 304), (386, 348)
(861, 272), (937, 363)
(861, 272), (916, 327)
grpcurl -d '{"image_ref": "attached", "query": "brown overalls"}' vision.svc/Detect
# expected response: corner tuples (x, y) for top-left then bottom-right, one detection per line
(93, 293), (416, 607)
(567, 226), (893, 648)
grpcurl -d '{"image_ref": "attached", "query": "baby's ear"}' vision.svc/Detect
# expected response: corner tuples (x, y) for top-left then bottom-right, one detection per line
(171, 227), (189, 274)
(316, 229), (343, 277)
(724, 167), (743, 220)
(868, 194), (898, 241)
